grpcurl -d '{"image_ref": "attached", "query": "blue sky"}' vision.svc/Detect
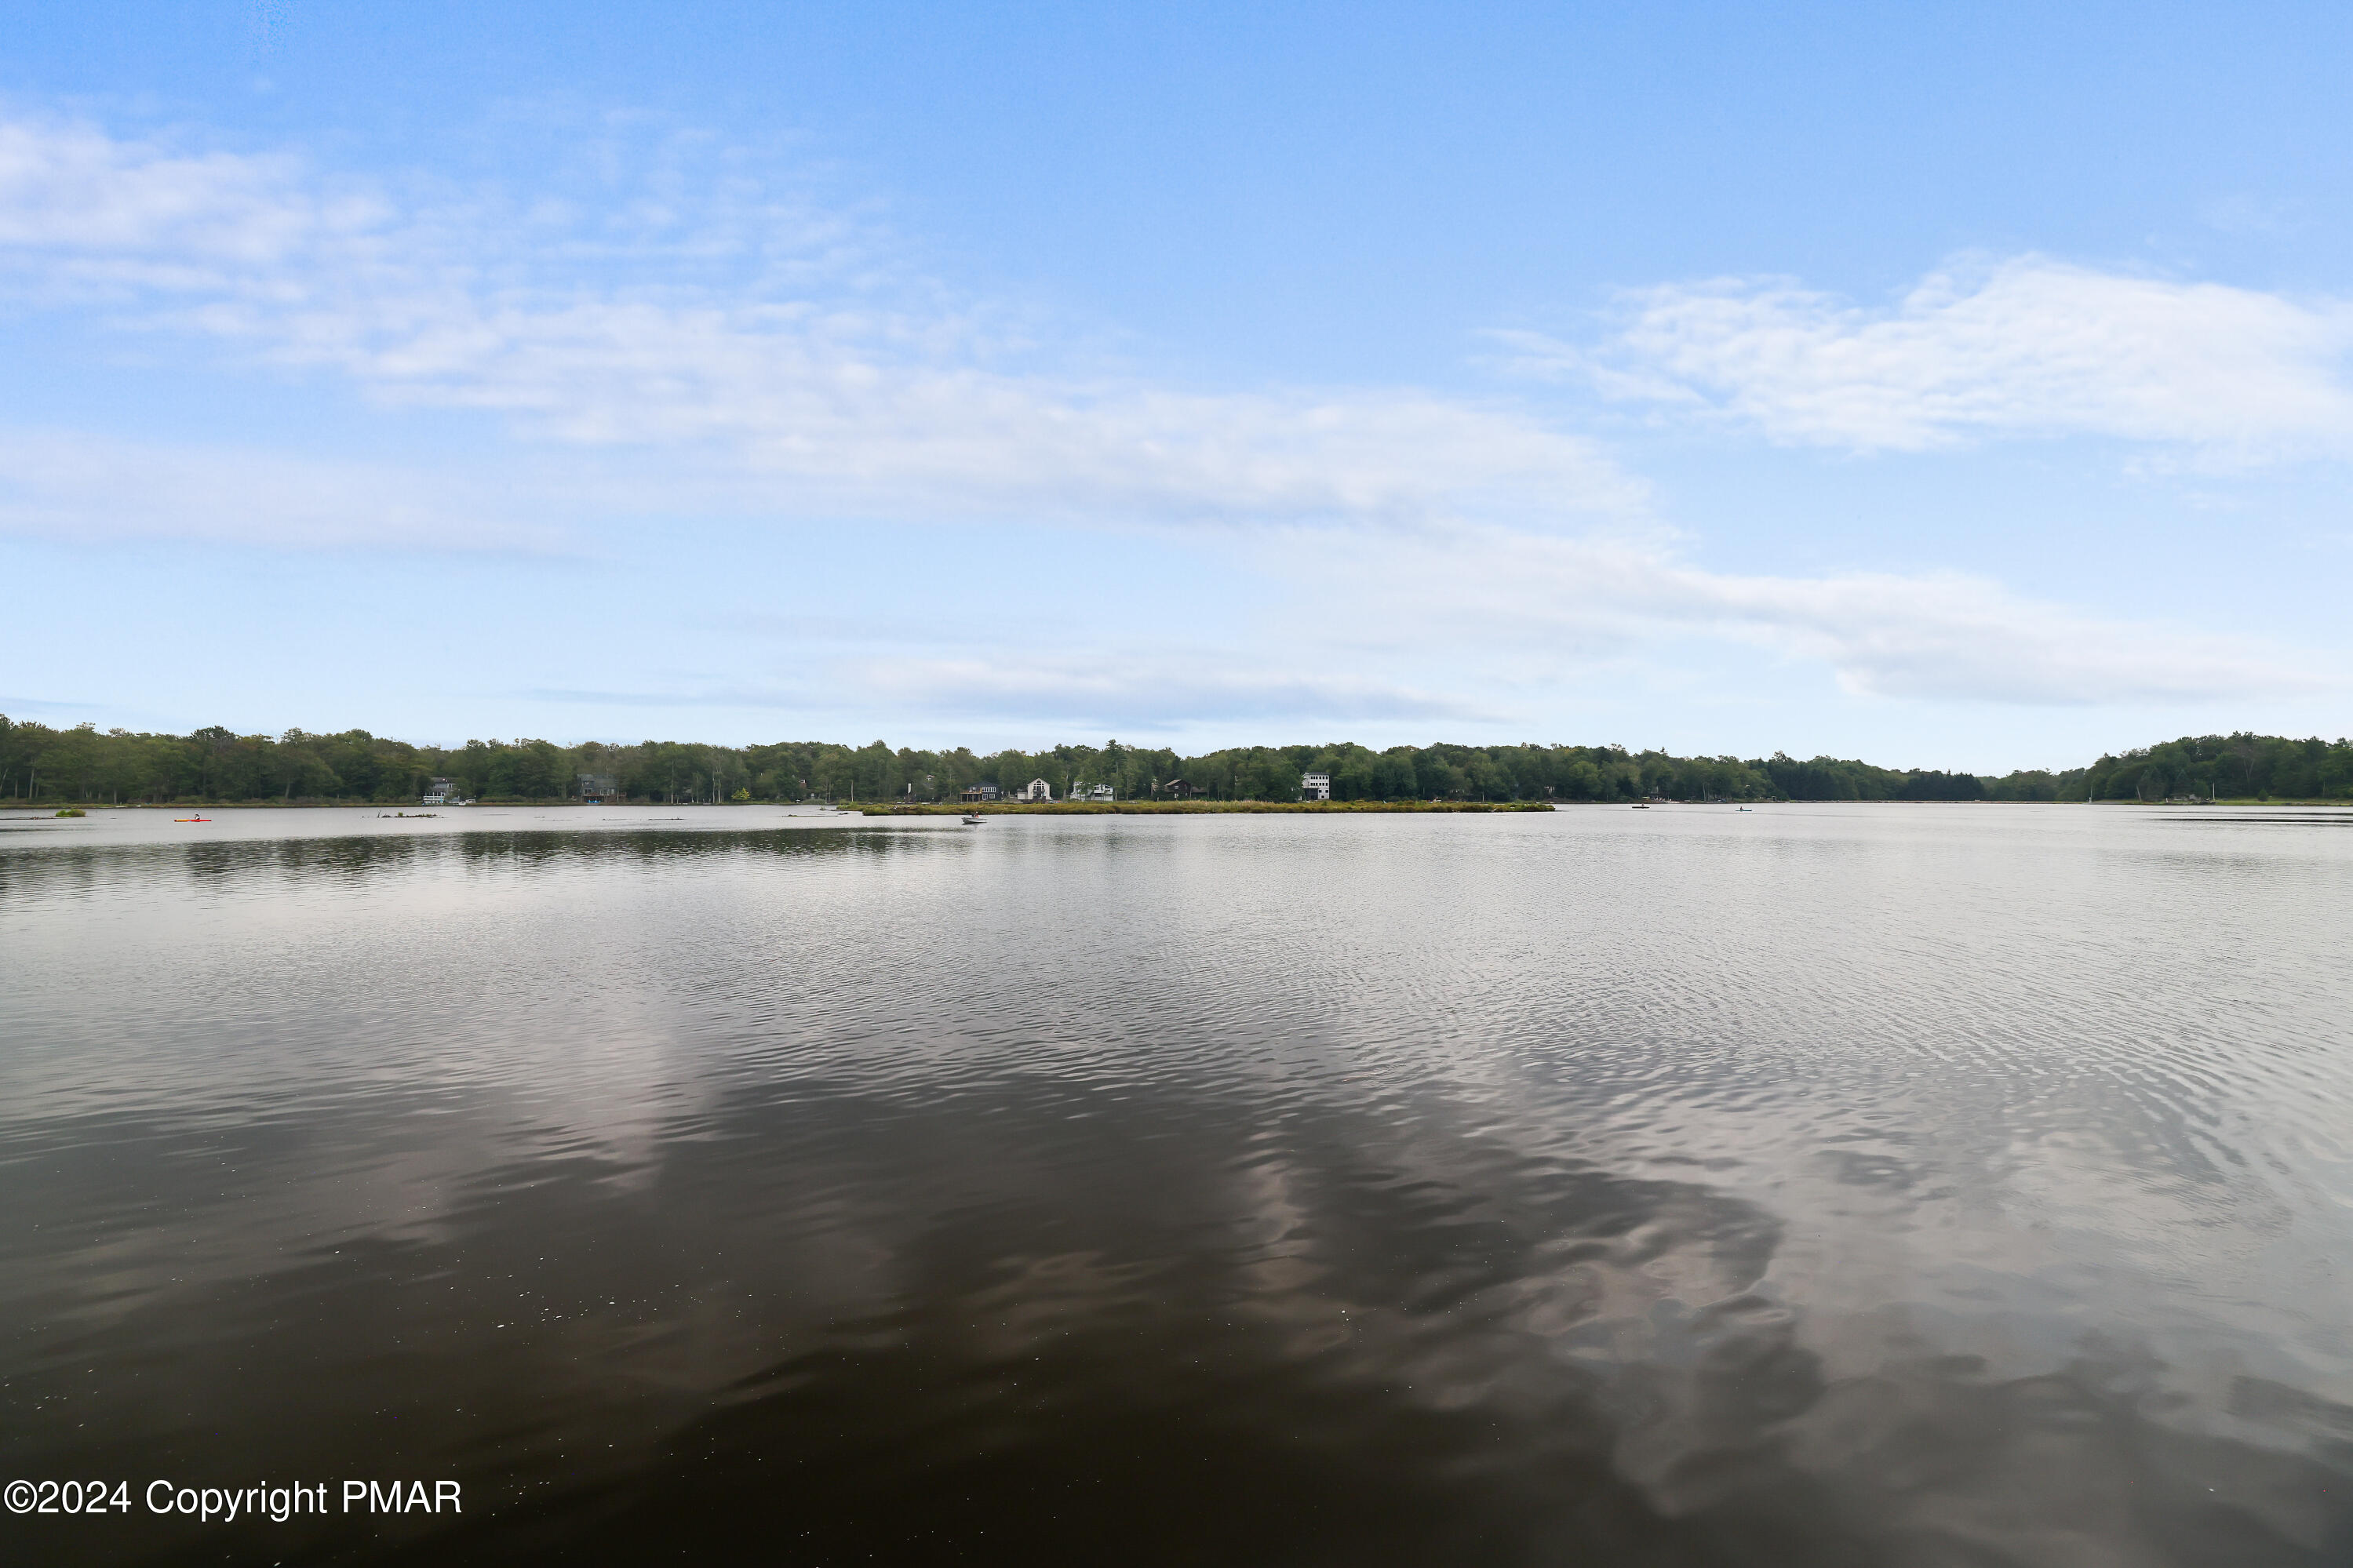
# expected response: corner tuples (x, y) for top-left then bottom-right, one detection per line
(4, 2), (2348, 769)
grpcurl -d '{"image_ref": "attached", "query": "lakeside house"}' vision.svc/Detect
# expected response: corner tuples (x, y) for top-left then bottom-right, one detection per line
(578, 773), (621, 804)
(423, 777), (456, 805)
(1302, 771), (1332, 801)
(960, 783), (1000, 803)
(1161, 777), (1197, 799)
(1022, 779), (1053, 802)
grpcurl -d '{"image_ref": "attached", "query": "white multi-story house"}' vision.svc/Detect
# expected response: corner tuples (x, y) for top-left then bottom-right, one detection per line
(423, 777), (456, 805)
(1302, 771), (1332, 801)
(1023, 778), (1054, 802)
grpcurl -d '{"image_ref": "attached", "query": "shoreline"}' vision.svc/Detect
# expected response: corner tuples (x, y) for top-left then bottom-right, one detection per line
(7, 797), (2351, 815)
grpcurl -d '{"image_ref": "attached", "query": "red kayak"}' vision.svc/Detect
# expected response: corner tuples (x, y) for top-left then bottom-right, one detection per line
(174, 816), (211, 823)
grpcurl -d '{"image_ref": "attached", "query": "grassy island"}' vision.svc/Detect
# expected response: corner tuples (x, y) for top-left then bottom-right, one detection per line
(858, 799), (1555, 816)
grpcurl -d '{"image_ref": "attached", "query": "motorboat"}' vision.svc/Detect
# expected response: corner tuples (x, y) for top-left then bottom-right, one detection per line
(962, 813), (985, 824)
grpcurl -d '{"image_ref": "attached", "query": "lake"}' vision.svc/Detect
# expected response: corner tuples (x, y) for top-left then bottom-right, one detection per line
(3, 802), (2351, 1565)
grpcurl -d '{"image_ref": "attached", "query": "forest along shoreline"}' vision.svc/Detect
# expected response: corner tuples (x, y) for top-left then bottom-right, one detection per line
(3, 716), (2348, 808)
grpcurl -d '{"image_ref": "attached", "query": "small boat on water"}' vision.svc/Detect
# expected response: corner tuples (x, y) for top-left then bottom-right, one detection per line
(1630, 804), (1648, 809)
(962, 813), (985, 824)
(174, 816), (211, 823)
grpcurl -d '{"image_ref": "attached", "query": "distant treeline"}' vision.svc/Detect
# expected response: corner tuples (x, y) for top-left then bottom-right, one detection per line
(2084, 732), (2353, 803)
(2, 715), (2347, 806)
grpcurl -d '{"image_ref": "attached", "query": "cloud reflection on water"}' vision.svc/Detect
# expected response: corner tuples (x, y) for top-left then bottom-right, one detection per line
(3, 808), (2351, 1563)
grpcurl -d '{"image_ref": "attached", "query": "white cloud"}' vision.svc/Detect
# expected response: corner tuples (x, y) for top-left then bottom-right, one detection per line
(322, 304), (1640, 524)
(0, 429), (561, 549)
(1510, 256), (2353, 460)
(1280, 525), (2334, 707)
(0, 118), (342, 268)
(529, 658), (1491, 732)
(0, 115), (1640, 529)
(3, 115), (2339, 720)
(540, 524), (2333, 725)
(851, 657), (1495, 726)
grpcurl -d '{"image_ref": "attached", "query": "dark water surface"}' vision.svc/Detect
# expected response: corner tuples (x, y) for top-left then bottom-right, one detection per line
(4, 803), (2351, 1566)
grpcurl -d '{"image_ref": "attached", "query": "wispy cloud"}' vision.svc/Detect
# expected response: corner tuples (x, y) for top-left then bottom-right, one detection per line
(0, 114), (1640, 529)
(852, 657), (1495, 726)
(541, 524), (2330, 723)
(0, 117), (350, 275)
(0, 429), (563, 549)
(1504, 256), (2353, 460)
(5, 112), (2338, 722)
(1282, 524), (2334, 706)
(530, 657), (1492, 731)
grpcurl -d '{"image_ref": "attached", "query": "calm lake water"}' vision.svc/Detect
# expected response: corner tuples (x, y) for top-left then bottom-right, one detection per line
(3, 803), (2351, 1566)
